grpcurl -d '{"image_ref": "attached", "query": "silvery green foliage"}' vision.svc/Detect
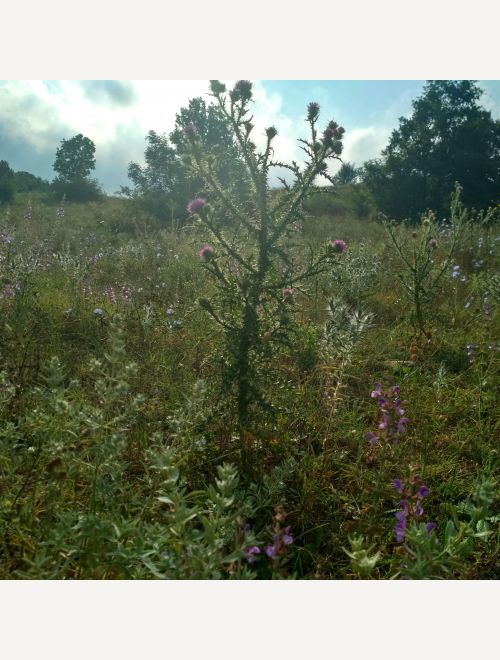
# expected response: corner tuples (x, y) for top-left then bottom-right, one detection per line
(184, 81), (346, 432)
(343, 535), (381, 579)
(323, 299), (373, 360)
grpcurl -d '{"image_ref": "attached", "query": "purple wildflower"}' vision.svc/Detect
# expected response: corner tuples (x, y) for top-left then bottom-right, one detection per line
(265, 545), (277, 558)
(329, 239), (348, 254)
(198, 245), (215, 259)
(393, 479), (404, 493)
(425, 522), (438, 533)
(282, 527), (293, 546)
(366, 431), (378, 444)
(187, 197), (207, 215)
(418, 485), (429, 498)
(282, 287), (294, 298)
(244, 546), (261, 564)
(232, 80), (253, 101)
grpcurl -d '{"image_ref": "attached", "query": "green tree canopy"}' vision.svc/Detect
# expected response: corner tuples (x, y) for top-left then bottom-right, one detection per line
(362, 80), (500, 220)
(53, 134), (96, 183)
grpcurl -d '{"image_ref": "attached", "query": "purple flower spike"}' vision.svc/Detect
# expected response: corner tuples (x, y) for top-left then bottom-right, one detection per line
(397, 417), (409, 433)
(418, 485), (429, 498)
(187, 197), (207, 214)
(371, 382), (383, 398)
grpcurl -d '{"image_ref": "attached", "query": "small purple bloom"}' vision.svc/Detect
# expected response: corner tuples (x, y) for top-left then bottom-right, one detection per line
(397, 417), (409, 433)
(282, 527), (293, 546)
(366, 431), (378, 444)
(244, 546), (261, 564)
(187, 197), (207, 214)
(393, 479), (404, 493)
(198, 245), (215, 259)
(370, 382), (382, 398)
(425, 522), (438, 533)
(265, 545), (277, 558)
(330, 239), (348, 254)
(282, 287), (294, 298)
(418, 485), (429, 498)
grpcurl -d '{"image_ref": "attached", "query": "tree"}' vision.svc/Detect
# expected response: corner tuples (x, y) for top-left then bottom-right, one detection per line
(333, 161), (360, 185)
(126, 130), (186, 221)
(53, 134), (96, 183)
(52, 134), (101, 201)
(362, 81), (500, 220)
(0, 160), (14, 204)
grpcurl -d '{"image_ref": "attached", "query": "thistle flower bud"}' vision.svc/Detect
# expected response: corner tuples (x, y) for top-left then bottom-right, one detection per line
(322, 128), (335, 147)
(266, 126), (278, 140)
(422, 217), (431, 227)
(187, 198), (207, 214)
(231, 80), (253, 102)
(307, 102), (320, 121)
(210, 80), (226, 96)
(198, 244), (215, 259)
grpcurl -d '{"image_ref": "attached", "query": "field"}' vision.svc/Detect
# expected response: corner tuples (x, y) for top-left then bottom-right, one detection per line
(0, 191), (498, 579)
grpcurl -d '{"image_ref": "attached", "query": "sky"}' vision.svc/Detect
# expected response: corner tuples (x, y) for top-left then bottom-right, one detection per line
(1, 79), (500, 193)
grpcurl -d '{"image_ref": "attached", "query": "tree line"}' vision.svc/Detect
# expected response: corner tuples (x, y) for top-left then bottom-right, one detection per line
(1, 80), (499, 221)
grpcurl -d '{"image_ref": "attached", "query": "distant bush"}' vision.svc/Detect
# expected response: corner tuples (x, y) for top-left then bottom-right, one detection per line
(51, 177), (103, 203)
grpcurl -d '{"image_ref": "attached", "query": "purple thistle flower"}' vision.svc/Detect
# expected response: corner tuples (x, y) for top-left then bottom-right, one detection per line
(232, 80), (253, 101)
(198, 244), (215, 259)
(282, 287), (294, 298)
(329, 239), (348, 254)
(187, 197), (207, 214)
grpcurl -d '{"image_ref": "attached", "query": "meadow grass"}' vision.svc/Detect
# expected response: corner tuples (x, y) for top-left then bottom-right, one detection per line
(0, 193), (498, 578)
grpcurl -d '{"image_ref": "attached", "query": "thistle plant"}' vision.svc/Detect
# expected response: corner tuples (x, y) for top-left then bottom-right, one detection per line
(383, 183), (467, 337)
(183, 80), (346, 440)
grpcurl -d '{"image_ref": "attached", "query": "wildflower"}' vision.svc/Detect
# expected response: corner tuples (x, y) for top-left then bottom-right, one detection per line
(368, 382), (408, 443)
(428, 238), (438, 249)
(329, 239), (348, 254)
(198, 245), (215, 259)
(425, 522), (438, 533)
(466, 343), (478, 364)
(307, 102), (320, 121)
(244, 546), (261, 564)
(266, 126), (278, 140)
(282, 287), (294, 298)
(282, 527), (293, 546)
(393, 479), (404, 493)
(187, 197), (207, 214)
(93, 308), (104, 317)
(231, 80), (252, 101)
(265, 545), (277, 558)
(209, 80), (226, 96)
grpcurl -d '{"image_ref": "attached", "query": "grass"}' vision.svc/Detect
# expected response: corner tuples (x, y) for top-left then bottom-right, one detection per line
(0, 193), (498, 579)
